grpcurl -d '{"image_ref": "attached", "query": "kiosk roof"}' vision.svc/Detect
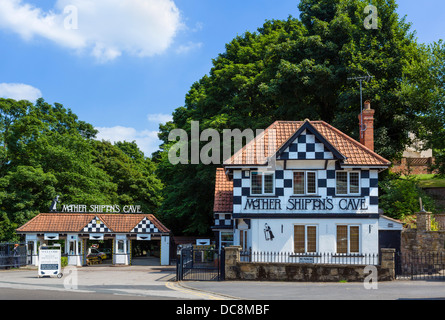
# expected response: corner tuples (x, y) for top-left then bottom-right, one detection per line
(16, 213), (170, 234)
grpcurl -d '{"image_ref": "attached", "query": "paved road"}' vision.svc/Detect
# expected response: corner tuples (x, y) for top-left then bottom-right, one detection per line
(180, 279), (445, 300)
(0, 287), (156, 300)
(1, 266), (444, 301)
(0, 265), (199, 300)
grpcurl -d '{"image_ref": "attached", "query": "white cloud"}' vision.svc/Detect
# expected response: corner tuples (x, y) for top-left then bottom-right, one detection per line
(0, 0), (184, 62)
(0, 83), (42, 101)
(175, 41), (203, 54)
(95, 126), (161, 156)
(96, 113), (173, 156)
(147, 113), (173, 124)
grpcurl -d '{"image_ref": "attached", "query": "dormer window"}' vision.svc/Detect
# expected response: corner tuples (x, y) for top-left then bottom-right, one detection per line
(251, 171), (274, 195)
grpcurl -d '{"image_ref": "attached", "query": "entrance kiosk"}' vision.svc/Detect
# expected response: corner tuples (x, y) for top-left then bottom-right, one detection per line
(114, 235), (130, 265)
(66, 234), (83, 266)
(17, 213), (171, 267)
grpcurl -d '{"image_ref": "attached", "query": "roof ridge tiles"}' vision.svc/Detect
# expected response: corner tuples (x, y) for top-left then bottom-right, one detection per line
(224, 119), (391, 166)
(16, 213), (170, 234)
(318, 121), (391, 165)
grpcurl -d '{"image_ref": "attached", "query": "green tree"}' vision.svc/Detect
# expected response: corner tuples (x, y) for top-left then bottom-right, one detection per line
(0, 98), (97, 172)
(156, 0), (429, 236)
(92, 140), (163, 213)
(0, 98), (163, 241)
(379, 174), (436, 220)
(0, 166), (57, 241)
(404, 41), (445, 174)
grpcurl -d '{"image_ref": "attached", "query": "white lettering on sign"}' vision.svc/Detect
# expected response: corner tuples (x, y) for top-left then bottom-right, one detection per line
(123, 205), (142, 213)
(243, 197), (368, 212)
(61, 204), (143, 213)
(62, 205), (88, 212)
(89, 205), (121, 213)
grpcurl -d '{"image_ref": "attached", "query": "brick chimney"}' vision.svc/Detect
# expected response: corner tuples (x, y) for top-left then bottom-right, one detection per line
(358, 100), (375, 151)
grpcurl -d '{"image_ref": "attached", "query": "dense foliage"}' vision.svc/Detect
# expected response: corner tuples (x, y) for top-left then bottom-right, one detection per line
(408, 41), (445, 175)
(0, 98), (163, 241)
(156, 0), (442, 234)
(2, 0), (444, 239)
(379, 174), (436, 220)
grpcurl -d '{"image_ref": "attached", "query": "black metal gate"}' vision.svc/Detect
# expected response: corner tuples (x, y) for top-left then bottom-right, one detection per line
(176, 247), (224, 281)
(0, 243), (27, 268)
(396, 252), (445, 280)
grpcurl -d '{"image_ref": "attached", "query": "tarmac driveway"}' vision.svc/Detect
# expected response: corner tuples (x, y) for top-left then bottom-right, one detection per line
(1, 266), (444, 300)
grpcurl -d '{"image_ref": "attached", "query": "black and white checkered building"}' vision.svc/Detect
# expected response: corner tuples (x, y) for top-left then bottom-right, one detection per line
(213, 119), (391, 255)
(230, 128), (379, 215)
(277, 130), (335, 160)
(232, 166), (379, 214)
(214, 213), (233, 228)
(131, 217), (159, 233)
(83, 216), (110, 233)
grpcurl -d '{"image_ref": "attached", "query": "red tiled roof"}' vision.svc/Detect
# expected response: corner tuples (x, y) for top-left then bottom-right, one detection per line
(16, 213), (170, 234)
(214, 120), (391, 213)
(224, 120), (391, 167)
(213, 168), (233, 213)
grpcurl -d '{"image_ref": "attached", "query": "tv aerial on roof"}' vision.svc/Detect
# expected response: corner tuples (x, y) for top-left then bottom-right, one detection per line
(348, 73), (374, 139)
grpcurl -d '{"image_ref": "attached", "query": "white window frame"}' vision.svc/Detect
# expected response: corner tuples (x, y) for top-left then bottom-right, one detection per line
(250, 171), (275, 195)
(220, 231), (234, 249)
(336, 224), (361, 254)
(335, 171), (361, 195)
(239, 229), (248, 251)
(293, 171), (318, 195)
(293, 224), (318, 253)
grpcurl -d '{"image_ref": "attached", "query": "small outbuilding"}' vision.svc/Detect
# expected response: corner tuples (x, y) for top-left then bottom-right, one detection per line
(378, 215), (403, 254)
(16, 213), (171, 266)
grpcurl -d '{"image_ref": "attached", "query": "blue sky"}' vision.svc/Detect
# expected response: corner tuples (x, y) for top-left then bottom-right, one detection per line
(0, 0), (443, 156)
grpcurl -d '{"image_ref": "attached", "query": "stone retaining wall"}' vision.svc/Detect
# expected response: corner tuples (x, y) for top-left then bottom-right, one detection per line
(224, 247), (395, 282)
(402, 212), (445, 255)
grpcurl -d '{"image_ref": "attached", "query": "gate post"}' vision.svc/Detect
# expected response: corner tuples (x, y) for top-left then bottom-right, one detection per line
(380, 248), (396, 280)
(416, 211), (432, 232)
(176, 253), (182, 281)
(224, 246), (241, 280)
(219, 248), (225, 281)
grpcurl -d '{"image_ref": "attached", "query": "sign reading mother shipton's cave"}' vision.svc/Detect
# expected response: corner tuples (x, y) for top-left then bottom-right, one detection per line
(244, 197), (368, 212)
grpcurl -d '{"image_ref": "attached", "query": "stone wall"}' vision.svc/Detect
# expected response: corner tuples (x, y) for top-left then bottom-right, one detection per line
(224, 247), (395, 282)
(402, 230), (445, 254)
(435, 214), (445, 230)
(401, 212), (445, 255)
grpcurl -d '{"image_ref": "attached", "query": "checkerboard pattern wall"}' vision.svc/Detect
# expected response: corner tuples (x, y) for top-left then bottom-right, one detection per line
(231, 166), (379, 214)
(214, 213), (233, 228)
(83, 216), (110, 233)
(277, 130), (334, 160)
(131, 217), (159, 233)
